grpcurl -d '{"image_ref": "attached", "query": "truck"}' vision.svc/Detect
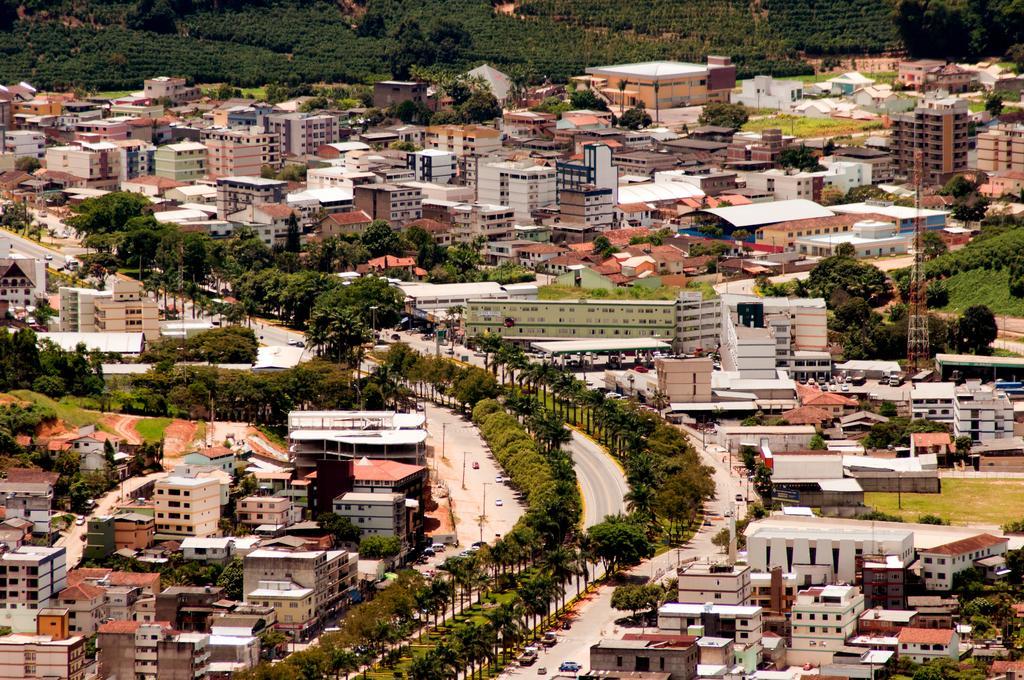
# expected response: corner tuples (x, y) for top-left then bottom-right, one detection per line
(888, 371), (904, 387)
(519, 647), (539, 666)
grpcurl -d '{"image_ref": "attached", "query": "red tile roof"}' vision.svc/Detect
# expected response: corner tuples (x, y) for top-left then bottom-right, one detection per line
(59, 582), (106, 601)
(910, 432), (952, 448)
(126, 175), (186, 189)
(781, 405), (834, 425)
(802, 390), (858, 407)
(352, 458), (426, 482)
(98, 620), (142, 634)
(325, 210), (372, 226)
(896, 627), (955, 645)
(922, 533), (1008, 556)
(256, 203), (296, 219)
(5, 468), (59, 486)
(617, 202), (651, 212)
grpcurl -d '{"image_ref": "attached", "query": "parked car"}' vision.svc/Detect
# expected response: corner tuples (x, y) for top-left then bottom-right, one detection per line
(495, 499), (504, 507)
(472, 461), (480, 469)
(495, 475), (504, 483)
(559, 662), (581, 673)
(519, 649), (538, 666)
(537, 668), (547, 675)
(75, 517), (86, 526)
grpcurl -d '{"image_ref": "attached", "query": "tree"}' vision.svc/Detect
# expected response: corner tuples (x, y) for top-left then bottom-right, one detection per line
(952, 305), (997, 354)
(985, 91), (1005, 116)
(809, 433), (826, 450)
(307, 307), (370, 365)
(569, 88), (608, 111)
(361, 220), (400, 257)
(779, 145), (824, 172)
(66, 192), (150, 236)
(921, 231), (948, 259)
(619, 107), (652, 130)
(834, 242), (857, 258)
(587, 515), (654, 574)
(14, 156), (40, 173)
(955, 434), (973, 460)
(697, 102), (749, 129)
(359, 535), (402, 558)
(458, 92), (502, 123)
(806, 255), (889, 306)
(611, 584), (662, 621)
(318, 512), (361, 546)
(216, 558), (244, 600)
(952, 194), (989, 223)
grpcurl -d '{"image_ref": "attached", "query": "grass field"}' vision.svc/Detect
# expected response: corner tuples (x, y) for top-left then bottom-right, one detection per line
(865, 479), (1024, 525)
(7, 390), (102, 428)
(939, 268), (1024, 316)
(135, 417), (173, 444)
(538, 284), (683, 300)
(742, 115), (884, 138)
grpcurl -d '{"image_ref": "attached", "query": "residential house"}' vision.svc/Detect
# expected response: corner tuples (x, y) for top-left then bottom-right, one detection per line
(319, 210), (373, 238)
(919, 533), (1009, 591)
(896, 628), (960, 664)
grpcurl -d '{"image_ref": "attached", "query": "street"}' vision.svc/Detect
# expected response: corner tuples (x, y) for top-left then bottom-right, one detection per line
(568, 430), (628, 528)
(56, 470), (168, 568)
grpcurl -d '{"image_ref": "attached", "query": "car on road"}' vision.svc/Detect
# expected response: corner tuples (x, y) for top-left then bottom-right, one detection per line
(734, 494), (744, 502)
(542, 632), (557, 648)
(605, 393), (624, 400)
(495, 499), (503, 507)
(472, 461), (480, 469)
(287, 339), (305, 347)
(537, 668), (547, 675)
(44, 254), (53, 261)
(495, 475), (504, 483)
(559, 662), (581, 673)
(75, 517), (86, 526)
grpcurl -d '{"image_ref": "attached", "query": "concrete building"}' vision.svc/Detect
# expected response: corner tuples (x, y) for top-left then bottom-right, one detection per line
(372, 81), (428, 109)
(657, 603), (761, 672)
(0, 626), (85, 680)
(266, 112), (340, 157)
(445, 202), (515, 243)
(719, 295), (829, 382)
(406, 149), (455, 184)
(896, 627), (960, 664)
(467, 297), (679, 342)
(215, 175), (287, 220)
(353, 183), (422, 224)
(202, 127), (281, 178)
(111, 139), (157, 180)
(954, 382), (1013, 442)
(978, 123), (1024, 172)
(4, 130), (45, 159)
(0, 254), (45, 313)
(745, 522), (915, 583)
(732, 75), (803, 111)
(333, 491), (409, 544)
(558, 185), (615, 229)
(557, 143), (618, 204)
(242, 548), (357, 639)
(424, 124), (501, 158)
(154, 474), (222, 539)
(144, 76), (200, 104)
(742, 169), (822, 202)
(236, 496), (297, 529)
(476, 158), (557, 221)
(154, 141), (207, 181)
(0, 546), (66, 612)
(789, 585), (865, 666)
(677, 563), (751, 605)
(579, 57), (736, 110)
(794, 219), (912, 258)
(45, 142), (122, 189)
(590, 635), (698, 680)
(898, 60), (976, 93)
(919, 533), (1008, 591)
(657, 357), (713, 404)
(58, 280), (159, 340)
(890, 98), (969, 185)
(156, 585), (225, 632)
(97, 621), (210, 680)
(911, 382), (955, 424)
(0, 482), (54, 538)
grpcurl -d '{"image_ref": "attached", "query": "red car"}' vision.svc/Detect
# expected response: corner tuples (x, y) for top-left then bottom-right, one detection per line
(472, 461), (480, 469)
(633, 365), (650, 373)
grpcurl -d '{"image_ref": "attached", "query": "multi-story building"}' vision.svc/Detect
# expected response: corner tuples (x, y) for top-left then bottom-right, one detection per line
(476, 158), (557, 222)
(372, 80), (428, 109)
(732, 75), (804, 111)
(890, 98), (969, 186)
(92, 277), (160, 340)
(896, 627), (960, 664)
(919, 533), (1008, 591)
(45, 142), (123, 189)
(424, 124), (501, 158)
(446, 202), (515, 243)
(333, 492), (408, 544)
(911, 382), (955, 424)
(156, 586), (225, 633)
(0, 255), (45, 312)
(58, 582), (107, 636)
(831, 147), (896, 183)
(144, 76), (200, 104)
(98, 621), (210, 680)
(556, 143), (618, 203)
(954, 382), (1013, 442)
(0, 621), (85, 680)
(202, 127), (281, 178)
(84, 512), (155, 561)
(677, 562), (751, 605)
(406, 149), (456, 184)
(265, 112), (339, 157)
(353, 183), (422, 224)
(243, 548), (357, 639)
(789, 585), (865, 666)
(742, 168), (822, 202)
(110, 139), (156, 180)
(898, 60), (976, 93)
(0, 546), (67, 610)
(590, 635), (698, 680)
(154, 474), (222, 539)
(657, 603), (762, 672)
(467, 297), (679, 342)
(978, 123), (1024, 172)
(154, 141), (208, 181)
(4, 131), (45, 159)
(579, 57), (736, 109)
(215, 175), (287, 220)
(558, 185), (615, 229)
(861, 555), (907, 610)
(236, 496), (297, 528)
(0, 482), (54, 538)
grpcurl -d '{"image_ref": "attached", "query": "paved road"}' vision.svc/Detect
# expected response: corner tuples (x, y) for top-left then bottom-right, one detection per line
(56, 470), (168, 568)
(569, 430), (628, 528)
(0, 226), (69, 267)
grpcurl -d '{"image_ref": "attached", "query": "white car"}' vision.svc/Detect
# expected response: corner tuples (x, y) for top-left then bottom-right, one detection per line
(75, 517), (85, 526)
(495, 499), (504, 507)
(495, 475), (504, 484)
(287, 339), (305, 348)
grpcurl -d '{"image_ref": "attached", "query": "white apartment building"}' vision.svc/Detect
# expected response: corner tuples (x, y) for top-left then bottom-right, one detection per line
(742, 169), (820, 201)
(919, 533), (1008, 591)
(658, 602), (762, 671)
(954, 382), (1013, 442)
(424, 124), (501, 158)
(449, 202), (515, 243)
(820, 159), (874, 193)
(677, 563), (751, 605)
(911, 382), (955, 424)
(477, 158), (557, 222)
(3, 130), (45, 159)
(677, 291), (723, 355)
(154, 475), (221, 539)
(731, 75), (804, 111)
(0, 482), (54, 537)
(0, 546), (67, 610)
(789, 584), (865, 666)
(406, 149), (455, 184)
(45, 142), (123, 189)
(332, 492), (407, 540)
(745, 522), (915, 583)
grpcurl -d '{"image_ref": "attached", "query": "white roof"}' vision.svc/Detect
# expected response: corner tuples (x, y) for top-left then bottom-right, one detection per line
(704, 199), (835, 228)
(247, 586), (313, 599)
(288, 429), (427, 446)
(254, 345), (305, 370)
(181, 537), (234, 550)
(618, 181), (704, 204)
(532, 338), (671, 354)
(287, 188), (353, 204)
(659, 602), (762, 616)
(38, 332), (144, 354)
(161, 141), (207, 152)
(911, 382), (955, 400)
(782, 506), (815, 516)
(322, 141), (371, 153)
(587, 61), (709, 78)
(832, 202), (947, 220)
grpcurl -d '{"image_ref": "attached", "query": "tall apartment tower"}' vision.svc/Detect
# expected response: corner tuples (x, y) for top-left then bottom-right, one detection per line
(890, 98), (969, 186)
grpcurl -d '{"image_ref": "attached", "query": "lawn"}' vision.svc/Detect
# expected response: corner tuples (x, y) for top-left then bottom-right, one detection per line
(742, 115), (884, 138)
(864, 479), (1024, 526)
(773, 70), (897, 85)
(134, 417), (174, 444)
(538, 284), (683, 301)
(7, 390), (102, 428)
(939, 268), (1024, 317)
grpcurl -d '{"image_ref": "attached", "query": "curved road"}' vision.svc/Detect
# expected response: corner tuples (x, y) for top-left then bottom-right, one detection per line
(568, 430), (628, 528)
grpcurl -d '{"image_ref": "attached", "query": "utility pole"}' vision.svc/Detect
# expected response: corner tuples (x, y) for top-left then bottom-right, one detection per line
(461, 447), (467, 489)
(442, 422), (446, 460)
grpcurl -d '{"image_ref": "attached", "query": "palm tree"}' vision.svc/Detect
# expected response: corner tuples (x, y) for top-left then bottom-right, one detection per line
(409, 651), (445, 680)
(581, 388), (605, 435)
(625, 482), (658, 530)
(544, 545), (579, 613)
(307, 306), (371, 366)
(487, 600), (525, 664)
(473, 332), (504, 374)
(650, 389), (670, 414)
(652, 81), (661, 123)
(617, 79), (628, 115)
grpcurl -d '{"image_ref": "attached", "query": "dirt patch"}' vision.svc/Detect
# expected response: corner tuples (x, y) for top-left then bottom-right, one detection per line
(0, 394), (27, 407)
(99, 414), (143, 446)
(36, 418), (77, 440)
(162, 420), (198, 458)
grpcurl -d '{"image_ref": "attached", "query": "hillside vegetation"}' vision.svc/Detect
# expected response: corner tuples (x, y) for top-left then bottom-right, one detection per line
(0, 0), (889, 90)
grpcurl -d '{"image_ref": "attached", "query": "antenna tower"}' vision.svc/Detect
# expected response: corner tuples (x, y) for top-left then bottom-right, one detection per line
(907, 149), (929, 370)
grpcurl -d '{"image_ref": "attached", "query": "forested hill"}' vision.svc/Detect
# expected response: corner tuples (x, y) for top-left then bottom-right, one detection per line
(0, 0), (1016, 91)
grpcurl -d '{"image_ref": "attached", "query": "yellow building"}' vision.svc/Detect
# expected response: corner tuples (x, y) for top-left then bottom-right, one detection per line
(577, 57), (736, 111)
(154, 475), (221, 539)
(424, 124), (501, 157)
(244, 583), (316, 639)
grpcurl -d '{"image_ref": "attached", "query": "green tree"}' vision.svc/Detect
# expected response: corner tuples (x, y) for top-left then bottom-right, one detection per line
(697, 102), (749, 129)
(779, 145), (824, 172)
(307, 306), (370, 365)
(611, 583), (662, 620)
(569, 89), (608, 111)
(619, 107), (652, 130)
(951, 305), (997, 355)
(458, 92), (502, 123)
(318, 512), (362, 545)
(14, 156), (40, 173)
(921, 231), (948, 259)
(587, 515), (654, 574)
(216, 558), (244, 600)
(359, 535), (402, 558)
(361, 219), (401, 257)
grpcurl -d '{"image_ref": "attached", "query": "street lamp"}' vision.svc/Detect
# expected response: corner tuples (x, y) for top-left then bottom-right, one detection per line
(369, 305), (378, 342)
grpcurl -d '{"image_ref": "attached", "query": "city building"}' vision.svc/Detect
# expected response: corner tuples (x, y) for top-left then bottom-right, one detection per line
(202, 127), (281, 177)
(154, 474), (222, 539)
(0, 545), (66, 612)
(732, 75), (804, 111)
(0, 612), (85, 680)
(58, 279), (158, 340)
(579, 57), (736, 110)
(353, 183), (423, 224)
(676, 562), (751, 605)
(3, 130), (45, 159)
(0, 482), (54, 538)
(657, 603), (762, 672)
(742, 169), (822, 202)
(45, 142), (123, 189)
(156, 586), (225, 632)
(590, 635), (699, 680)
(98, 621), (210, 680)
(153, 141), (207, 181)
(406, 149), (456, 184)
(445, 202), (515, 243)
(266, 112), (340, 157)
(890, 98), (969, 185)
(476, 158), (557, 221)
(215, 175), (287, 219)
(556, 143), (618, 204)
(794, 219), (912, 258)
(861, 555), (907, 611)
(333, 492), (409, 545)
(57, 583), (107, 636)
(111, 139), (157, 180)
(236, 496), (298, 529)
(372, 81), (428, 109)
(896, 627), (960, 664)
(0, 255), (45, 313)
(84, 513), (155, 560)
(656, 357), (713, 404)
(954, 382), (1014, 442)
(424, 124), (501, 158)
(919, 533), (1009, 591)
(898, 60), (976, 93)
(144, 76), (200, 104)
(789, 585), (865, 666)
